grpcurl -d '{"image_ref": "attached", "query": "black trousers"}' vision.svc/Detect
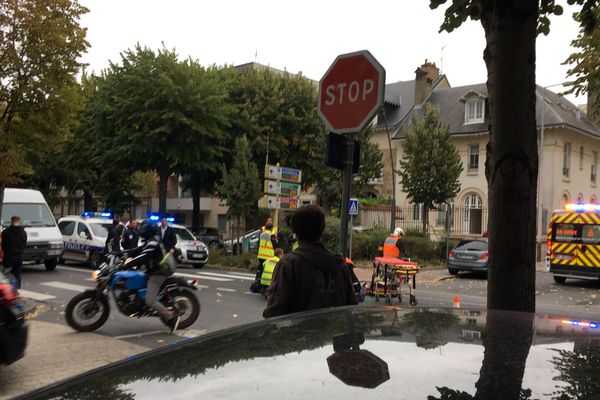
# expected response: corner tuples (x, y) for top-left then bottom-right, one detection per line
(4, 256), (23, 289)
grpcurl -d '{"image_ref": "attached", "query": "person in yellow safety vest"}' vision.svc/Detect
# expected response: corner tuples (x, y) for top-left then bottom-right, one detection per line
(382, 227), (407, 258)
(252, 220), (278, 292)
(261, 217), (278, 236)
(260, 248), (284, 292)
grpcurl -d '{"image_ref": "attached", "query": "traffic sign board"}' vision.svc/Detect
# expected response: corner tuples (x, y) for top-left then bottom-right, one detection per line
(349, 198), (359, 215)
(264, 180), (301, 197)
(318, 50), (385, 134)
(262, 195), (299, 210)
(265, 165), (302, 183)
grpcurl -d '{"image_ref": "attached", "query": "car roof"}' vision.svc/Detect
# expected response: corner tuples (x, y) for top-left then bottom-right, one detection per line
(24, 306), (600, 399)
(58, 216), (114, 224)
(3, 188), (47, 203)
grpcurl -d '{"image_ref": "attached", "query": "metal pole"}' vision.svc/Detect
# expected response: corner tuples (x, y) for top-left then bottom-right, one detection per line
(383, 108), (396, 232)
(349, 214), (354, 260)
(537, 95), (545, 243)
(339, 134), (355, 257)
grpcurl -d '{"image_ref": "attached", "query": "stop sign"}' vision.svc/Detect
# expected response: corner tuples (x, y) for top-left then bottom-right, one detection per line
(318, 50), (385, 134)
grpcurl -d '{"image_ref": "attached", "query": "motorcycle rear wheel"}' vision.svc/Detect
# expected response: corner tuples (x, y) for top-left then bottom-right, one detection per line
(66, 291), (110, 332)
(162, 289), (200, 330)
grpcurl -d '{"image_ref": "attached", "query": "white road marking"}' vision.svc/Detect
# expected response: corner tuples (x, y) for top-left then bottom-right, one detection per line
(175, 272), (231, 282)
(18, 289), (56, 301)
(216, 287), (236, 293)
(114, 330), (166, 340)
(57, 265), (93, 273)
(41, 281), (91, 292)
(198, 271), (254, 281)
(244, 291), (262, 296)
(175, 329), (206, 338)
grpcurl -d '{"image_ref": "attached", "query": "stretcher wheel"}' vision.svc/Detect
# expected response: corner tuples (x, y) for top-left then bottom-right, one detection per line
(409, 295), (417, 306)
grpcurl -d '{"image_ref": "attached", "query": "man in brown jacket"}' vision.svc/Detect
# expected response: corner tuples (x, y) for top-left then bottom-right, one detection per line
(263, 205), (357, 318)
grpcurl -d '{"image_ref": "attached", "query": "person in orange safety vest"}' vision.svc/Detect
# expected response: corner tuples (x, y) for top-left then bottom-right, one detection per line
(382, 228), (407, 258)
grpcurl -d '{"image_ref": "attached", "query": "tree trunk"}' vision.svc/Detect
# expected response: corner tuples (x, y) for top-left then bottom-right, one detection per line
(237, 215), (242, 254)
(481, 0), (538, 312)
(422, 205), (429, 235)
(0, 184), (5, 226)
(192, 188), (201, 232)
(158, 169), (169, 215)
(83, 190), (94, 211)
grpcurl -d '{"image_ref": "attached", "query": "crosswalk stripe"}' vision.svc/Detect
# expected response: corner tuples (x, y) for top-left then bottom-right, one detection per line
(175, 272), (232, 282)
(41, 281), (91, 292)
(18, 289), (56, 301)
(198, 271), (254, 281)
(216, 287), (237, 293)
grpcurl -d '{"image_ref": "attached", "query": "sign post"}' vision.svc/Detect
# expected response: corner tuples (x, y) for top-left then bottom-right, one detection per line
(318, 50), (385, 257)
(348, 198), (359, 259)
(259, 164), (302, 226)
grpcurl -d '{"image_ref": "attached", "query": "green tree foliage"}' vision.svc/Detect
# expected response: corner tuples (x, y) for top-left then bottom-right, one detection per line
(563, 5), (600, 123)
(80, 45), (232, 214)
(428, 0), (598, 313)
(0, 0), (88, 210)
(398, 104), (462, 234)
(219, 135), (262, 244)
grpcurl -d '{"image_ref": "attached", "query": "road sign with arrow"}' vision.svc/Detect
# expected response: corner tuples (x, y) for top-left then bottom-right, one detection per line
(264, 180), (301, 197)
(266, 164), (302, 183)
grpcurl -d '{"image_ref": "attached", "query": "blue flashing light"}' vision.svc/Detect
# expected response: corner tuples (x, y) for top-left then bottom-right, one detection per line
(149, 215), (160, 221)
(561, 319), (600, 329)
(100, 212), (112, 218)
(166, 217), (175, 223)
(81, 211), (94, 218)
(565, 203), (600, 212)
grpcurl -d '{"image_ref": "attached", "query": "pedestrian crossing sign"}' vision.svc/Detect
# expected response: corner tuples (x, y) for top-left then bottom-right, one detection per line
(349, 198), (359, 216)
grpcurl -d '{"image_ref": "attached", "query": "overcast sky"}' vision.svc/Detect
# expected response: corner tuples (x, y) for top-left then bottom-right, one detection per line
(79, 0), (587, 105)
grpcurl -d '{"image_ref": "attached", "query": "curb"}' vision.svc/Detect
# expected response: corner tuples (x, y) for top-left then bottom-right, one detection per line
(433, 275), (457, 284)
(20, 298), (38, 317)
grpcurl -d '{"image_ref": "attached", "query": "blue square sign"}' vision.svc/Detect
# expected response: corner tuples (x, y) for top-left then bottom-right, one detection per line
(349, 198), (359, 216)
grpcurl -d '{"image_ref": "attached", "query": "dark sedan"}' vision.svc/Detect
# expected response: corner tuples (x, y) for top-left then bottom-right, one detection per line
(191, 227), (223, 248)
(22, 306), (600, 400)
(448, 238), (488, 275)
(0, 271), (28, 366)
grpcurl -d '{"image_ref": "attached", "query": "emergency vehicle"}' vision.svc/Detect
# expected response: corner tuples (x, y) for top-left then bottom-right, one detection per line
(547, 203), (600, 284)
(57, 212), (116, 267)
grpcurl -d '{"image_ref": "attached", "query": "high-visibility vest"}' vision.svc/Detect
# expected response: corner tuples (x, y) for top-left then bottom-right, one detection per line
(260, 256), (280, 286)
(291, 240), (299, 251)
(383, 235), (401, 257)
(261, 226), (278, 236)
(257, 230), (275, 260)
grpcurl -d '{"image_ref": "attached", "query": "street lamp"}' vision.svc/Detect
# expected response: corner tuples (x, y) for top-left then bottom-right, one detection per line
(537, 81), (571, 242)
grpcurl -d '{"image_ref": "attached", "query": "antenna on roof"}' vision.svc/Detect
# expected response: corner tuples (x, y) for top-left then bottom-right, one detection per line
(440, 45), (446, 74)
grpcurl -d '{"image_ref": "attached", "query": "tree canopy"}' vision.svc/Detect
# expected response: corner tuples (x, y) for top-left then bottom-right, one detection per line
(399, 104), (462, 233)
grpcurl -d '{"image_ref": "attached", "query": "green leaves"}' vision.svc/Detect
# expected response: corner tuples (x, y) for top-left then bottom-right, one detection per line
(398, 104), (463, 209)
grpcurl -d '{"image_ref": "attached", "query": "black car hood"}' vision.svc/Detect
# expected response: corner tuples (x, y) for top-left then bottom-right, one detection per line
(24, 306), (600, 399)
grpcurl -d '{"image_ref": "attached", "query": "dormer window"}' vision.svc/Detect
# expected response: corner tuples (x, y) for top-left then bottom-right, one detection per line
(458, 90), (487, 124)
(466, 99), (485, 124)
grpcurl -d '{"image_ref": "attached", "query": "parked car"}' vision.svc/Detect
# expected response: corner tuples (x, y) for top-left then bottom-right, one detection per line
(447, 238), (488, 275)
(191, 227), (223, 248)
(23, 306), (600, 399)
(58, 213), (117, 267)
(223, 228), (261, 255)
(0, 271), (28, 366)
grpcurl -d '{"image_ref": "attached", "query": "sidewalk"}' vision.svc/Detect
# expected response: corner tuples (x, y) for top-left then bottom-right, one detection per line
(0, 321), (147, 399)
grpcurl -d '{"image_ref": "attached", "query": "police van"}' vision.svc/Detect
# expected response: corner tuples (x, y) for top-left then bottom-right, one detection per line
(548, 203), (600, 284)
(57, 212), (116, 267)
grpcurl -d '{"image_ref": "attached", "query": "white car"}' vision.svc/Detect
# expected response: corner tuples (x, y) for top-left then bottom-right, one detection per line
(144, 218), (209, 269)
(57, 213), (115, 267)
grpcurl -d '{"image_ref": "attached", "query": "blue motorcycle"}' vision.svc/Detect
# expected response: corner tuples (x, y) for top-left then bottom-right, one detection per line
(65, 253), (200, 332)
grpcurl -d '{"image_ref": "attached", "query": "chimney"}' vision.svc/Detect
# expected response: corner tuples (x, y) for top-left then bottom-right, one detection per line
(414, 59), (440, 105)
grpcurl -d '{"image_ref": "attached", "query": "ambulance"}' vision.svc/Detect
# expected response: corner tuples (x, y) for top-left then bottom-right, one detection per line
(547, 203), (600, 284)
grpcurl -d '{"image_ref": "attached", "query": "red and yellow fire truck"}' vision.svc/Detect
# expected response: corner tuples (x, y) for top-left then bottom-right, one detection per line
(548, 203), (600, 284)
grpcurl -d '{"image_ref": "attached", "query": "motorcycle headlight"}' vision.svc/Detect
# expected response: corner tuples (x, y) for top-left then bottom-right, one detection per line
(50, 241), (63, 249)
(91, 270), (101, 282)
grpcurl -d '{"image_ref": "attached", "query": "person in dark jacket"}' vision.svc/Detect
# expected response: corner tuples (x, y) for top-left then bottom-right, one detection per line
(160, 217), (177, 254)
(105, 218), (123, 253)
(125, 220), (180, 333)
(1, 216), (27, 289)
(121, 219), (139, 250)
(263, 205), (357, 318)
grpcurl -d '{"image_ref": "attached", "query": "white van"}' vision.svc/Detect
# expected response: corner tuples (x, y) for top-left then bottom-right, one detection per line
(1, 188), (64, 271)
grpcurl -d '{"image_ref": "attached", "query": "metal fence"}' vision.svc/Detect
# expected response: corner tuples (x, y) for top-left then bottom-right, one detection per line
(359, 205), (489, 237)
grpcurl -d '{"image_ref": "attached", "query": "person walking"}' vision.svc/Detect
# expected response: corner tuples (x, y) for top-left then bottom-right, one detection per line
(1, 216), (27, 289)
(160, 217), (177, 254)
(263, 205), (357, 318)
(121, 219), (140, 250)
(105, 218), (123, 253)
(260, 248), (284, 293)
(382, 228), (407, 259)
(252, 219), (277, 292)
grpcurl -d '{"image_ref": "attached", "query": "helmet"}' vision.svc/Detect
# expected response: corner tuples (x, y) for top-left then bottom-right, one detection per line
(394, 228), (404, 237)
(139, 220), (159, 240)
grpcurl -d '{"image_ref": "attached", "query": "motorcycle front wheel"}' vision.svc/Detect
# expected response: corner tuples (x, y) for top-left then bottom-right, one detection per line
(65, 291), (110, 332)
(162, 289), (200, 330)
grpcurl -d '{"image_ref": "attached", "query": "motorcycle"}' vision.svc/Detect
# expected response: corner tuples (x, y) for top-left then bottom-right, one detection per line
(65, 253), (201, 332)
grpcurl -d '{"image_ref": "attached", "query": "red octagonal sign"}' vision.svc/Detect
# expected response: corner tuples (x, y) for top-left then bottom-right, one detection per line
(318, 50), (385, 134)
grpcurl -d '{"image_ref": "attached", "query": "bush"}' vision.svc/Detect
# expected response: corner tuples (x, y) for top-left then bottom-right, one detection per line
(351, 228), (388, 260)
(322, 216), (341, 253)
(403, 236), (442, 266)
(404, 228), (426, 238)
(208, 248), (258, 270)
